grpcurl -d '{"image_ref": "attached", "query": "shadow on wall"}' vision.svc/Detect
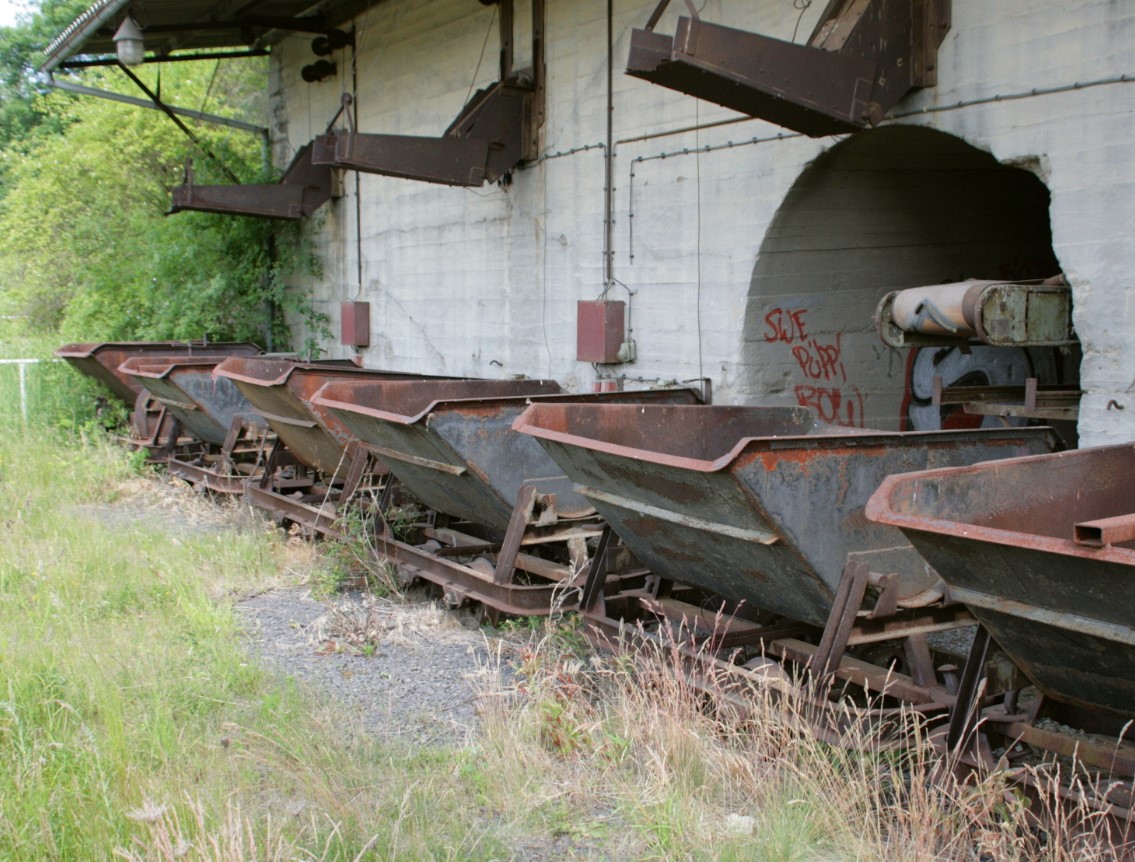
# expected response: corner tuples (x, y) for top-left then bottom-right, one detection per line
(740, 125), (1069, 432)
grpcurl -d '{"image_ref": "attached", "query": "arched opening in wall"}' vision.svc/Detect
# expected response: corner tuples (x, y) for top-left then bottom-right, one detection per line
(740, 126), (1077, 437)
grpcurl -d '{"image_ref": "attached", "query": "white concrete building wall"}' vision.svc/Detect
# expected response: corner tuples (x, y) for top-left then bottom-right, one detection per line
(272, 0), (1135, 445)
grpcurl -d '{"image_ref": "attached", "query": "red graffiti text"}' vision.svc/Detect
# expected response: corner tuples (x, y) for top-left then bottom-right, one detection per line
(795, 384), (865, 428)
(790, 332), (847, 382)
(763, 307), (809, 344)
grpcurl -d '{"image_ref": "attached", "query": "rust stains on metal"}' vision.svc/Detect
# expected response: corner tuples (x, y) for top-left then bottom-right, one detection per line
(868, 444), (1135, 718)
(169, 143), (335, 219)
(314, 381), (699, 536)
(55, 341), (259, 406)
(626, 0), (950, 137)
(517, 402), (1057, 627)
(312, 77), (534, 187)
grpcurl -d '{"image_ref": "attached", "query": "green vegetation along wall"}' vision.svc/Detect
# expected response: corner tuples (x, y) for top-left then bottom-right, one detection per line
(0, 0), (322, 348)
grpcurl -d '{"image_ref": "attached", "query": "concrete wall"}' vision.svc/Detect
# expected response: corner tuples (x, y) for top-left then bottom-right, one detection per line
(271, 0), (1135, 445)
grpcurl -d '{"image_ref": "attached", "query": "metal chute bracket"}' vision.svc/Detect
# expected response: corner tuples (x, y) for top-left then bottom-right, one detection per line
(312, 77), (535, 187)
(169, 142), (336, 219)
(627, 0), (951, 137)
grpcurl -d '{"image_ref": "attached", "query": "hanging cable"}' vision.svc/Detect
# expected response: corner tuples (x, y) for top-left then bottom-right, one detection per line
(465, 5), (499, 107)
(199, 58), (222, 114)
(694, 100), (704, 382)
(791, 0), (812, 43)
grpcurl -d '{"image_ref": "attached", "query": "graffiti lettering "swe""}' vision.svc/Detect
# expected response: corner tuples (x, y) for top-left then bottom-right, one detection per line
(764, 308), (847, 383)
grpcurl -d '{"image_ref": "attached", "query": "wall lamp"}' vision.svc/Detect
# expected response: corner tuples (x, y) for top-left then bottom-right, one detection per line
(113, 17), (145, 66)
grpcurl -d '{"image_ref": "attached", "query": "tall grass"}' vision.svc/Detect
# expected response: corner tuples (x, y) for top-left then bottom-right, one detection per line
(477, 617), (1126, 861)
(0, 408), (509, 859)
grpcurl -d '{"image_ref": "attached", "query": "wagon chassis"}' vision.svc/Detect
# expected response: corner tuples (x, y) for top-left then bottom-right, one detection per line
(363, 482), (640, 620)
(241, 439), (390, 536)
(582, 550), (975, 710)
(166, 414), (275, 494)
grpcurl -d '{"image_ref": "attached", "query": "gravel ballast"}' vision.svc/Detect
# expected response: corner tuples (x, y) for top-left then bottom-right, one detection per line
(236, 587), (506, 746)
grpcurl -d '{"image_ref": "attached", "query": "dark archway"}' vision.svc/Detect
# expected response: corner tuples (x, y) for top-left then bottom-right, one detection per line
(739, 126), (1066, 431)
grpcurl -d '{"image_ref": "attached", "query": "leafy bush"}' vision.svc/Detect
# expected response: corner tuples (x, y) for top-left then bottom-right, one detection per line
(0, 39), (323, 349)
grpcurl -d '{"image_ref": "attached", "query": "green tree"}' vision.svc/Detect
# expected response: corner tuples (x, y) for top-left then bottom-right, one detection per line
(0, 31), (323, 348)
(0, 0), (88, 189)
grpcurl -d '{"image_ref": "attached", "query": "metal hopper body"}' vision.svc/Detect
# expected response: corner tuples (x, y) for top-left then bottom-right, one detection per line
(122, 356), (271, 493)
(55, 342), (261, 457)
(312, 378), (565, 537)
(122, 357), (261, 446)
(310, 381), (702, 617)
(867, 445), (1135, 720)
(55, 341), (259, 406)
(214, 356), (446, 475)
(515, 403), (1059, 628)
(214, 357), (459, 534)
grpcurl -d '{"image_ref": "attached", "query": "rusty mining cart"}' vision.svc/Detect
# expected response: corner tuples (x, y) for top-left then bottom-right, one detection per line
(312, 379), (702, 618)
(55, 341), (261, 457)
(121, 355), (274, 493)
(214, 356), (458, 536)
(868, 444), (1135, 817)
(514, 402), (1060, 710)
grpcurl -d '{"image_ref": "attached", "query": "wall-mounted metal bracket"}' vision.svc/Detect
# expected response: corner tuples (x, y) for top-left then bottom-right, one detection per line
(311, 74), (535, 187)
(169, 142), (336, 219)
(626, 0), (951, 137)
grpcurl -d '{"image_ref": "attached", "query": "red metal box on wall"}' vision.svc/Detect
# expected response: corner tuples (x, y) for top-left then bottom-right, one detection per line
(340, 301), (370, 348)
(576, 300), (624, 363)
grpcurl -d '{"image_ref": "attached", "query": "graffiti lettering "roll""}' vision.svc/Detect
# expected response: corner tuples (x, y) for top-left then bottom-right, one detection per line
(795, 384), (865, 428)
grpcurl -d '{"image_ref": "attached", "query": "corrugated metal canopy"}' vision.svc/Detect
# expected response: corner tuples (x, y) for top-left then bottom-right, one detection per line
(43, 0), (374, 71)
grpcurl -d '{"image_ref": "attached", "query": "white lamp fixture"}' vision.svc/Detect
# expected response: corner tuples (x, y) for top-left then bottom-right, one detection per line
(113, 17), (145, 66)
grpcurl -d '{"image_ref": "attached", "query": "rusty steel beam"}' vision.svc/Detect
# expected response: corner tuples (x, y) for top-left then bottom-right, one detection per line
(1075, 513), (1135, 548)
(370, 532), (573, 617)
(312, 77), (534, 186)
(170, 143), (335, 219)
(167, 458), (249, 494)
(626, 0), (950, 137)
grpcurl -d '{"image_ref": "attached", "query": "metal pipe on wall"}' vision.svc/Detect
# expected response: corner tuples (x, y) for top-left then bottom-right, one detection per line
(603, 0), (615, 291)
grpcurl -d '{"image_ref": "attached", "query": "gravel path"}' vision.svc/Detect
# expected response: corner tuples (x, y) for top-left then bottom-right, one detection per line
(236, 587), (507, 746)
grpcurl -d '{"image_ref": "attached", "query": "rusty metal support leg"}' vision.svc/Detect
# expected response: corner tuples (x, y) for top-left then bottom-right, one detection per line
(158, 415), (182, 461)
(375, 477), (397, 537)
(152, 408), (173, 448)
(133, 391), (160, 444)
(251, 422), (272, 470)
(945, 625), (992, 755)
(259, 438), (285, 489)
(339, 444), (372, 502)
(217, 416), (246, 475)
(580, 524), (615, 614)
(812, 559), (871, 679)
(493, 484), (538, 585)
(903, 633), (938, 689)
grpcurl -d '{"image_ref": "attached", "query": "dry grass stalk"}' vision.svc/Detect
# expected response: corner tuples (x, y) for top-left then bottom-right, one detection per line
(115, 797), (286, 862)
(478, 613), (1128, 861)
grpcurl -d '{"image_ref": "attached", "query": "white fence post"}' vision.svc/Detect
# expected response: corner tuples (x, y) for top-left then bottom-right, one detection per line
(18, 362), (27, 422)
(0, 359), (55, 423)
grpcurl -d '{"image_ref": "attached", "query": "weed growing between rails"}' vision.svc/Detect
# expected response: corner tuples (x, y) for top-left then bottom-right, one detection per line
(477, 612), (1125, 861)
(307, 501), (408, 598)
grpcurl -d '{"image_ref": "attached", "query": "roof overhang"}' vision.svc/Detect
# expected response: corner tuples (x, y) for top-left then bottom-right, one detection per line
(42, 0), (375, 73)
